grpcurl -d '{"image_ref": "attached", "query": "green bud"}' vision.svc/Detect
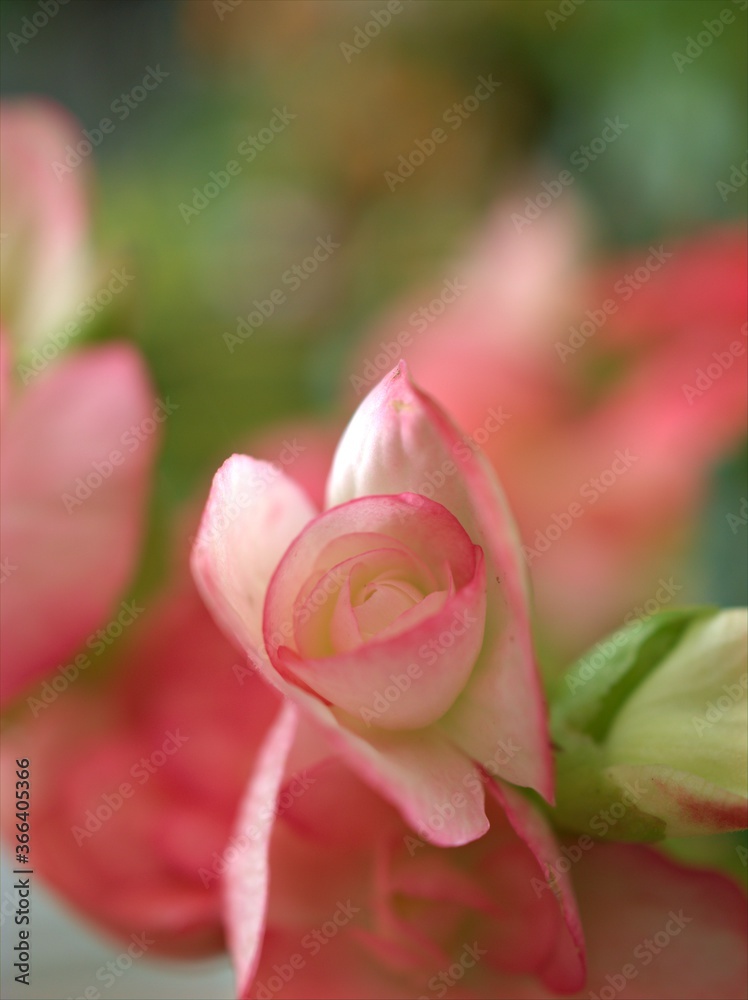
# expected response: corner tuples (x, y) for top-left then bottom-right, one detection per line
(551, 607), (747, 841)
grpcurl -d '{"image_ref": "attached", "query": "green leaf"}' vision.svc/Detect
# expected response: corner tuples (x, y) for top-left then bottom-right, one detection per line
(549, 608), (748, 842)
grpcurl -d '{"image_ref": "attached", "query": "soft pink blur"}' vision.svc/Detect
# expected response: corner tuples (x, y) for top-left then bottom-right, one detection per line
(0, 98), (92, 350)
(0, 423), (333, 952)
(228, 708), (748, 1000)
(3, 420), (745, 999)
(348, 197), (748, 662)
(1, 571), (280, 954)
(0, 335), (159, 707)
(0, 100), (160, 707)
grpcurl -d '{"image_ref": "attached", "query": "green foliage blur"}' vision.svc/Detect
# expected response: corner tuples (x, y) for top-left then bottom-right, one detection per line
(2, 0), (746, 595)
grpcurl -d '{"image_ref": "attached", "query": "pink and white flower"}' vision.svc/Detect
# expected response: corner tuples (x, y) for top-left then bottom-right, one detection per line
(225, 705), (748, 999)
(192, 363), (551, 847)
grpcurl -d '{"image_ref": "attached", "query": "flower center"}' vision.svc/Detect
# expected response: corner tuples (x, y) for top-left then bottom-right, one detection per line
(351, 574), (425, 640)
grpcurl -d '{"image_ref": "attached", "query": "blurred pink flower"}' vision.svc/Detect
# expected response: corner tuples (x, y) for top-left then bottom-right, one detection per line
(0, 98), (160, 707)
(0, 422), (335, 952)
(1, 570), (280, 955)
(348, 198), (748, 661)
(0, 334), (159, 707)
(3, 414), (744, 998)
(226, 706), (748, 999)
(0, 98), (92, 351)
(192, 363), (551, 848)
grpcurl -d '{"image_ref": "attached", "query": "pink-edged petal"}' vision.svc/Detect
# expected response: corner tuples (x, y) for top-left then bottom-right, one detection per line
(225, 701), (300, 1000)
(317, 693), (490, 846)
(271, 753), (400, 855)
(254, 751), (521, 999)
(195, 463), (489, 845)
(490, 780), (586, 993)
(272, 495), (480, 606)
(275, 557), (485, 728)
(293, 544), (444, 657)
(327, 720), (489, 846)
(574, 844), (748, 999)
(261, 673), (491, 847)
(191, 454), (318, 672)
(326, 362), (552, 800)
(0, 343), (157, 707)
(264, 494), (486, 728)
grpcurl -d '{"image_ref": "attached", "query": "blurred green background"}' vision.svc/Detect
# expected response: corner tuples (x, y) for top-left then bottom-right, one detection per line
(2, 0), (746, 599)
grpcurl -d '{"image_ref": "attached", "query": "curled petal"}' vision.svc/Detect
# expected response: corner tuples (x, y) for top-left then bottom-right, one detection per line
(224, 702), (300, 999)
(326, 362), (552, 800)
(264, 494), (486, 729)
(191, 454), (318, 674)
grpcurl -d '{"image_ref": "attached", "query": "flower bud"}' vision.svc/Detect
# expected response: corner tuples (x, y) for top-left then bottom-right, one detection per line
(551, 608), (748, 840)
